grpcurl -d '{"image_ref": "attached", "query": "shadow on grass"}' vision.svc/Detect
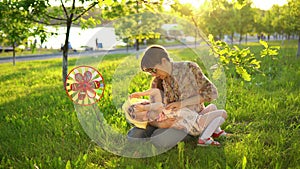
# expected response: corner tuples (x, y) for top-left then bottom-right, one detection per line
(0, 84), (92, 168)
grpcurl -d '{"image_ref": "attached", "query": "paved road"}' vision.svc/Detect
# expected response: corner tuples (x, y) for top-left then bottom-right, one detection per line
(0, 44), (201, 64)
(0, 48), (136, 64)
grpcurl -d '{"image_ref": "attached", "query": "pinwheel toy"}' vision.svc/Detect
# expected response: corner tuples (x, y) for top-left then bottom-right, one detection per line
(65, 66), (105, 106)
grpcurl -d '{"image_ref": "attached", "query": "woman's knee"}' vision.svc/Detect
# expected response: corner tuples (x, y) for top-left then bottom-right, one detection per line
(127, 126), (156, 140)
(151, 128), (188, 148)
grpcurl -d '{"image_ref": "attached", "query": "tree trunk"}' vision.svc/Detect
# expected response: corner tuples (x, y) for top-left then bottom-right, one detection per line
(239, 30), (242, 45)
(297, 35), (300, 58)
(62, 20), (72, 86)
(12, 42), (16, 66)
(125, 38), (129, 52)
(231, 32), (234, 45)
(135, 39), (139, 51)
(135, 0), (139, 51)
(194, 28), (197, 49)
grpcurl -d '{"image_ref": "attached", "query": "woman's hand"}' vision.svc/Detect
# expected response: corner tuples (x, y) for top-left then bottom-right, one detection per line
(156, 113), (167, 122)
(165, 101), (183, 111)
(150, 102), (164, 111)
(150, 118), (176, 128)
(134, 104), (145, 112)
(129, 92), (143, 99)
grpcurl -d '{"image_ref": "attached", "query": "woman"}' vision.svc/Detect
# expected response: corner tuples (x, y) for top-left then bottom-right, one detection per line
(127, 45), (228, 148)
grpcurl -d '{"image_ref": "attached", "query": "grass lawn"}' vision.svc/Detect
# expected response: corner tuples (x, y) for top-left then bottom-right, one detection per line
(0, 40), (299, 168)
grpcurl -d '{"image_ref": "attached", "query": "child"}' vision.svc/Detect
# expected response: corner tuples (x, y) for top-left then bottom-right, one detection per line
(124, 88), (228, 146)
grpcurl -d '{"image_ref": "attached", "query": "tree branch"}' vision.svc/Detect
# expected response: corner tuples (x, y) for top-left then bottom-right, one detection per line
(60, 0), (69, 19)
(31, 17), (67, 26)
(191, 16), (211, 48)
(72, 1), (99, 22)
(44, 13), (66, 21)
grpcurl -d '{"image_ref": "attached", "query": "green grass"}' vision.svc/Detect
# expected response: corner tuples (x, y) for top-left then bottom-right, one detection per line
(0, 40), (299, 168)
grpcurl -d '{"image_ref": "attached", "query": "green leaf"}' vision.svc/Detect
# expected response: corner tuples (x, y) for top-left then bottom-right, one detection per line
(269, 49), (279, 56)
(212, 66), (223, 80)
(250, 59), (261, 69)
(260, 49), (268, 57)
(242, 156), (247, 169)
(259, 40), (268, 49)
(236, 66), (251, 81)
(83, 154), (88, 161)
(233, 45), (240, 51)
(65, 160), (71, 169)
(240, 48), (250, 57)
(103, 0), (114, 6)
(208, 34), (214, 42)
(220, 55), (230, 64)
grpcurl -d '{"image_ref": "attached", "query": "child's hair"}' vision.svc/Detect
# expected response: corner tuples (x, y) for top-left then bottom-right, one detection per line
(122, 98), (149, 129)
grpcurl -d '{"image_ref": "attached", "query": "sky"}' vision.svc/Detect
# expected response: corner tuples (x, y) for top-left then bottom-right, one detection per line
(49, 0), (288, 10)
(179, 0), (288, 10)
(251, 0), (287, 10)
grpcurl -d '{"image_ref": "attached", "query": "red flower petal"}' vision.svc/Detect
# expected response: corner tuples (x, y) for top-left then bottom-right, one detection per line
(75, 73), (84, 82)
(87, 88), (96, 98)
(70, 83), (80, 91)
(84, 71), (92, 82)
(78, 91), (86, 100)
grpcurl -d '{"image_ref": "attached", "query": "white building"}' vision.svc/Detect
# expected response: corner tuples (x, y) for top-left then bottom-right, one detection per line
(39, 26), (123, 50)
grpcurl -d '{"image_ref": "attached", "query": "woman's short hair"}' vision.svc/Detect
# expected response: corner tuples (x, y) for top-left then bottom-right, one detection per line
(141, 45), (170, 71)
